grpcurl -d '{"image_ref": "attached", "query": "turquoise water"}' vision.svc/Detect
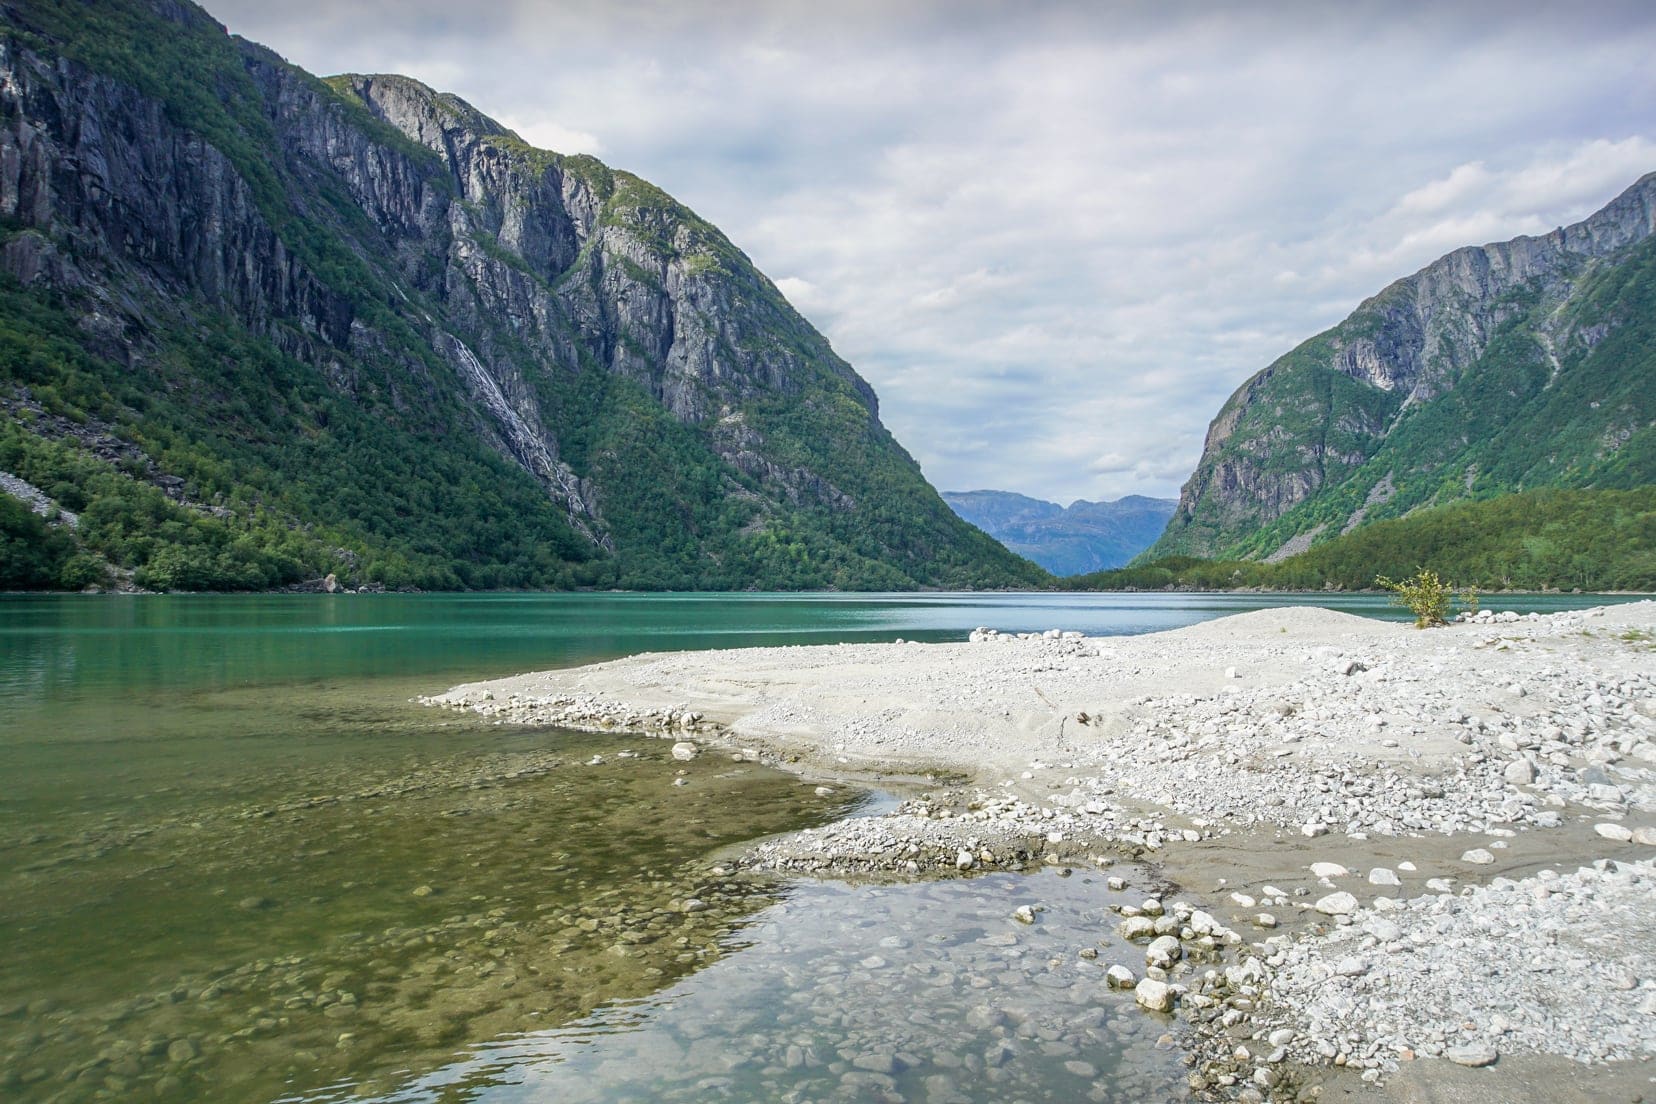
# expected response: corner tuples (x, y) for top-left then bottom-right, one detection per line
(0, 591), (1637, 1102)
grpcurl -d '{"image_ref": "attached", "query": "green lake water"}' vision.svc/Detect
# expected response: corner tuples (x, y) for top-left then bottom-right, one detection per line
(0, 591), (1638, 1103)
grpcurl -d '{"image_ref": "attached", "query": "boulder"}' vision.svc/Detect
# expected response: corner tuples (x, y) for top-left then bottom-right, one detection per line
(1133, 978), (1176, 1012)
(1145, 935), (1182, 969)
(1313, 892), (1358, 916)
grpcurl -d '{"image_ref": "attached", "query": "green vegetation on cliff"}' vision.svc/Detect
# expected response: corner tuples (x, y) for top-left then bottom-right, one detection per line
(0, 0), (1045, 592)
(1149, 175), (1656, 562)
(1077, 488), (1654, 593)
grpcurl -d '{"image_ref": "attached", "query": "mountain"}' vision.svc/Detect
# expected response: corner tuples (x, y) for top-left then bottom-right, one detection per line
(942, 490), (1176, 575)
(0, 0), (1046, 592)
(1148, 172), (1656, 562)
(1076, 487), (1655, 593)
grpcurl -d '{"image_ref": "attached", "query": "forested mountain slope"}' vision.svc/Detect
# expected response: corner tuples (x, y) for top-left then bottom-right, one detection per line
(1148, 173), (1656, 562)
(0, 0), (1045, 591)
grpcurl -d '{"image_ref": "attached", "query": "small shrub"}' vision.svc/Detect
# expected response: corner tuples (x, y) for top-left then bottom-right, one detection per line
(1376, 569), (1455, 628)
(1459, 586), (1480, 617)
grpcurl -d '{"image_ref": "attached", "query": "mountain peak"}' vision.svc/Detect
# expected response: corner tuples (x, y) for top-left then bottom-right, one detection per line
(0, 0), (1041, 591)
(332, 73), (516, 147)
(1148, 171), (1656, 562)
(943, 490), (1174, 575)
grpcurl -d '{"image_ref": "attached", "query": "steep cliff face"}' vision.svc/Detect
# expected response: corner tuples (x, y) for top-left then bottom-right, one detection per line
(0, 0), (1042, 590)
(1149, 173), (1656, 561)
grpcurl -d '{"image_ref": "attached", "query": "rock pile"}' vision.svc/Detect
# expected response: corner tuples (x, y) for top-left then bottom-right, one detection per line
(1259, 859), (1656, 1073)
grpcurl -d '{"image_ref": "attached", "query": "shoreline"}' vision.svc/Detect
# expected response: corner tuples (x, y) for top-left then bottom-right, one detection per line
(423, 602), (1655, 1102)
(4, 586), (1654, 598)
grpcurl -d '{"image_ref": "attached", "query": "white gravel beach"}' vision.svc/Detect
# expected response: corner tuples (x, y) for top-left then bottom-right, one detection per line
(425, 601), (1656, 1103)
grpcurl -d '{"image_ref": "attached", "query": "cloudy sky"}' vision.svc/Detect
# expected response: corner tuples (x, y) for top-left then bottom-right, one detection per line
(210, 0), (1656, 505)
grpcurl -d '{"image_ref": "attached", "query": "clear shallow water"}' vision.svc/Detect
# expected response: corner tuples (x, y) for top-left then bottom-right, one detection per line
(318, 871), (1183, 1104)
(0, 591), (1638, 1103)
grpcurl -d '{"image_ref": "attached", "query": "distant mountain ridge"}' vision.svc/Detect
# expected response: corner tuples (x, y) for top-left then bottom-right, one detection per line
(942, 490), (1175, 575)
(1147, 172), (1656, 562)
(0, 0), (1045, 591)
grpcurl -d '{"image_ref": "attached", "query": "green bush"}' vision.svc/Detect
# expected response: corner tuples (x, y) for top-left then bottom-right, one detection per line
(57, 551), (108, 590)
(1376, 569), (1455, 628)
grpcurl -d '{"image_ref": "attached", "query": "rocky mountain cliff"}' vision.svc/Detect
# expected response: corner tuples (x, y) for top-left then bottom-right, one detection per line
(942, 490), (1175, 576)
(1148, 173), (1656, 562)
(0, 0), (1044, 590)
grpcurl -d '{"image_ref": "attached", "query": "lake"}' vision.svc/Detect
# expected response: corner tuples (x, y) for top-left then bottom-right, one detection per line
(0, 591), (1636, 1102)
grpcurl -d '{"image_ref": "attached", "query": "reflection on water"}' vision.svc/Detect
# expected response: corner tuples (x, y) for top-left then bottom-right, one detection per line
(321, 871), (1186, 1104)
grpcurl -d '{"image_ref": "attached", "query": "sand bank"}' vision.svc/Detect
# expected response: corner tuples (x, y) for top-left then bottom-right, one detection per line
(425, 602), (1655, 1102)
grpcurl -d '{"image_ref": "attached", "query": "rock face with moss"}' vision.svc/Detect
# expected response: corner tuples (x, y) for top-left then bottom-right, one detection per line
(1148, 173), (1656, 562)
(0, 0), (1043, 590)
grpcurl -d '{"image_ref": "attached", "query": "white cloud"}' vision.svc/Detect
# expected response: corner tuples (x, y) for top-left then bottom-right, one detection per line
(494, 115), (604, 156)
(208, 0), (1656, 505)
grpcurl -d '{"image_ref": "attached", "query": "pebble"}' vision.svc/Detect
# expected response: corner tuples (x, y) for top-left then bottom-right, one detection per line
(1312, 892), (1358, 916)
(1133, 978), (1175, 1013)
(1145, 935), (1182, 969)
(1593, 823), (1633, 842)
(1445, 1042), (1499, 1068)
(424, 604), (1656, 1095)
(1334, 956), (1369, 977)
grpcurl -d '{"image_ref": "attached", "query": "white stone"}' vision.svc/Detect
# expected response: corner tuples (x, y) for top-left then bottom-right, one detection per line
(1445, 1043), (1498, 1067)
(1362, 917), (1403, 942)
(1146, 935), (1182, 969)
(1594, 823), (1634, 842)
(1460, 849), (1496, 865)
(1106, 964), (1136, 989)
(1368, 867), (1400, 887)
(1335, 956), (1369, 977)
(1133, 977), (1176, 1012)
(1118, 917), (1158, 941)
(670, 741), (700, 761)
(1313, 892), (1359, 916)
(1310, 862), (1348, 879)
